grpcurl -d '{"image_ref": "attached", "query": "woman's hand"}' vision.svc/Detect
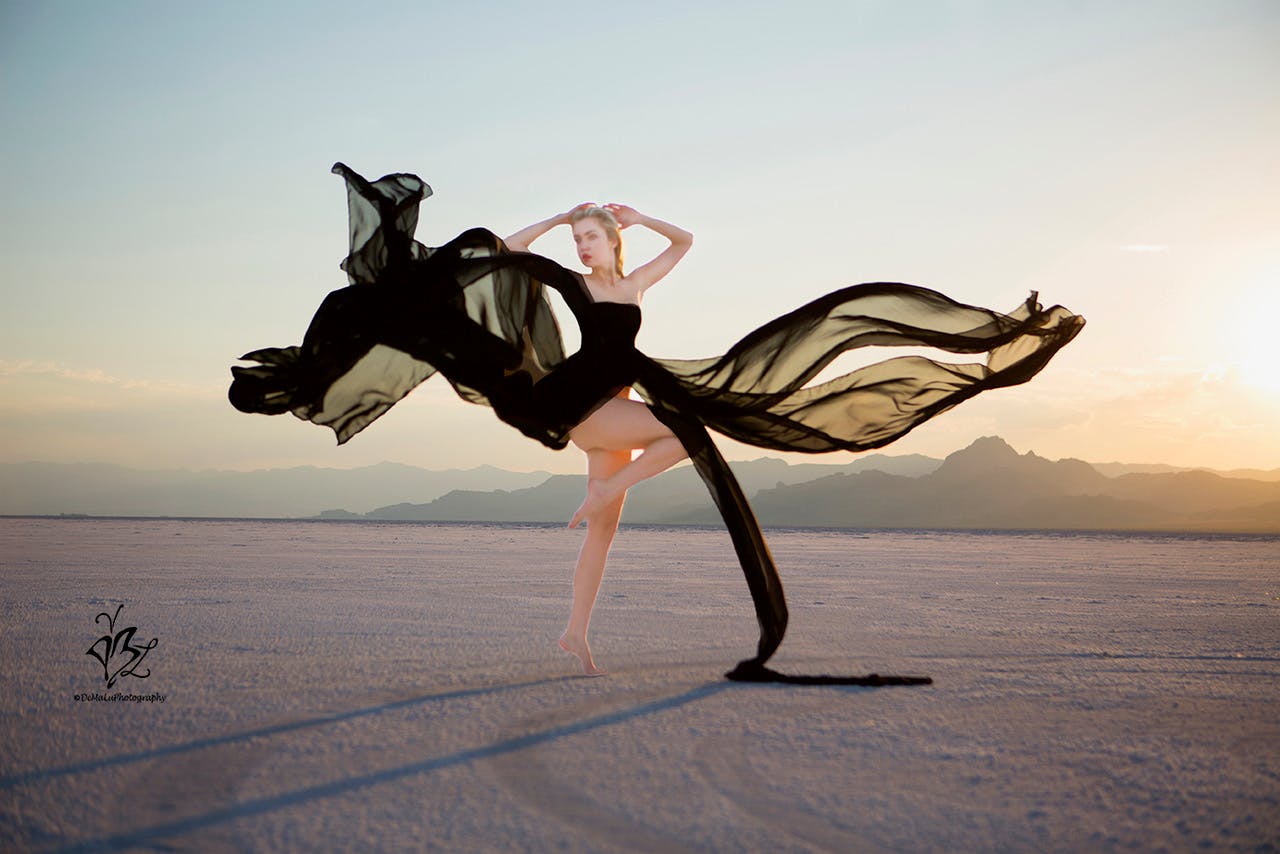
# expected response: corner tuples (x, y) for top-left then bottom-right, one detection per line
(603, 203), (641, 229)
(558, 202), (597, 224)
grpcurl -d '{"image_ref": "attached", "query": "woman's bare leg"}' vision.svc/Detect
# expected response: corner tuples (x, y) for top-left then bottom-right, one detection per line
(559, 447), (630, 676)
(567, 399), (689, 529)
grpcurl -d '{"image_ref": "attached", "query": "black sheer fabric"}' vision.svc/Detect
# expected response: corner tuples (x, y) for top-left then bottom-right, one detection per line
(230, 164), (1085, 682)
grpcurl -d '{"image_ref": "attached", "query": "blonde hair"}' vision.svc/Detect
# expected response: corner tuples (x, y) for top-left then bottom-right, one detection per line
(570, 206), (624, 278)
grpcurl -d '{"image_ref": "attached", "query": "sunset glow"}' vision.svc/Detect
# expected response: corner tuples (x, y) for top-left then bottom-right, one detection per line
(1229, 273), (1280, 397)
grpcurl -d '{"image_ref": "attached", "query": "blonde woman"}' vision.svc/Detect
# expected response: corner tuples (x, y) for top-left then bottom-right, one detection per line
(503, 202), (692, 674)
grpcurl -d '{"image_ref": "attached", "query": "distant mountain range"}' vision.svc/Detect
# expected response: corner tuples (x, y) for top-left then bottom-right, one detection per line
(357, 452), (939, 524)
(342, 438), (1280, 533)
(3, 439), (1278, 532)
(0, 460), (550, 518)
(740, 437), (1280, 533)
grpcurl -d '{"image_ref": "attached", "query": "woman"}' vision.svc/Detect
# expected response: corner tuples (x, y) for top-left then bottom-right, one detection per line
(503, 202), (694, 675)
(229, 163), (1085, 683)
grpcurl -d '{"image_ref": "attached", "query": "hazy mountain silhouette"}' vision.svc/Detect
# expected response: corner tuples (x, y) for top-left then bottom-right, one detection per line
(0, 461), (551, 518)
(361, 453), (943, 524)
(739, 437), (1280, 532)
(353, 438), (1280, 532)
(0, 451), (936, 520)
(6, 440), (1278, 532)
(1091, 461), (1280, 481)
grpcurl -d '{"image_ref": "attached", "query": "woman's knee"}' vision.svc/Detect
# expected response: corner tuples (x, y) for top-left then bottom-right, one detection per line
(586, 500), (623, 534)
(576, 425), (665, 458)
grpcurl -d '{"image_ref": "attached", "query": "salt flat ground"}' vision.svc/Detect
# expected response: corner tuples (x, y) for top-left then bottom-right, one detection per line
(1, 517), (1277, 852)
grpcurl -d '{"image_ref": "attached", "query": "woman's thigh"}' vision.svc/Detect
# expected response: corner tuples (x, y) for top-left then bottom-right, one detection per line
(569, 398), (675, 452)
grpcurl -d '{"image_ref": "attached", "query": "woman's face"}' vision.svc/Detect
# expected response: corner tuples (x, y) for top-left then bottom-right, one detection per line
(572, 217), (614, 269)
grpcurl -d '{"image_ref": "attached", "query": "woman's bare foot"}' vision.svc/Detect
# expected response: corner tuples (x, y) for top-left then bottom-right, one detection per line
(568, 478), (612, 529)
(559, 631), (607, 676)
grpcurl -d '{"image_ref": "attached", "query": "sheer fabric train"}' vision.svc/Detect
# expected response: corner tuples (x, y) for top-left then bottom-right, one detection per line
(229, 164), (1085, 681)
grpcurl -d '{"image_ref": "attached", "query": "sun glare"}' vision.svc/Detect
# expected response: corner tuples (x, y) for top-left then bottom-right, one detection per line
(1229, 275), (1280, 396)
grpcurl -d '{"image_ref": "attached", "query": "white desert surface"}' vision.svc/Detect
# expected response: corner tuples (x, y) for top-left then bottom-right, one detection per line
(1, 517), (1277, 851)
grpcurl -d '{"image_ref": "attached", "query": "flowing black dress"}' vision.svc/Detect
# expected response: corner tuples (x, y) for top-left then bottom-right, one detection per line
(229, 163), (1085, 682)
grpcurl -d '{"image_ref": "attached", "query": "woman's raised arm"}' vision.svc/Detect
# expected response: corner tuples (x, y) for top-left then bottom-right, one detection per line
(605, 204), (693, 293)
(503, 203), (593, 252)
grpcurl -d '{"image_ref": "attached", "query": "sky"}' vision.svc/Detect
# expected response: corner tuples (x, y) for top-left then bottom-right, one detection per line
(1, 0), (1278, 475)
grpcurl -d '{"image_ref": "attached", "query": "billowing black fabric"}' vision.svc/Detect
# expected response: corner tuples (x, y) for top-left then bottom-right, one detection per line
(229, 163), (1085, 682)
